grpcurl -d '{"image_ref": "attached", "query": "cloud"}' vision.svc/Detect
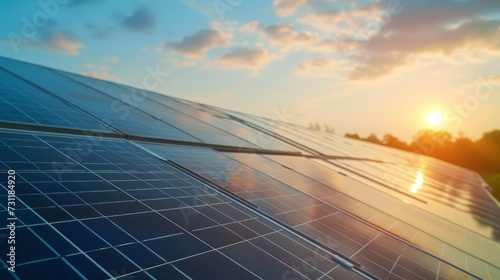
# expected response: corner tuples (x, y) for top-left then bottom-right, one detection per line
(292, 0), (500, 81)
(85, 23), (113, 39)
(42, 31), (83, 55)
(295, 57), (346, 77)
(167, 27), (232, 58)
(82, 71), (122, 82)
(348, 17), (500, 81)
(119, 6), (155, 32)
(243, 22), (355, 55)
(2, 19), (83, 55)
(243, 22), (322, 51)
(296, 57), (331, 74)
(216, 47), (270, 71)
(241, 21), (261, 33)
(299, 1), (385, 35)
(262, 24), (321, 48)
(273, 0), (306, 17)
(348, 53), (410, 80)
(102, 57), (119, 63)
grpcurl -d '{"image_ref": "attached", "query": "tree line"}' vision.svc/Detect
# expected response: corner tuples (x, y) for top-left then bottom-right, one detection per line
(344, 130), (500, 200)
(344, 130), (500, 174)
(308, 122), (335, 133)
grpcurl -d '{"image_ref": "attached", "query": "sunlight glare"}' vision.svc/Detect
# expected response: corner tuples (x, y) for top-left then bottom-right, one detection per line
(410, 171), (424, 194)
(427, 111), (443, 126)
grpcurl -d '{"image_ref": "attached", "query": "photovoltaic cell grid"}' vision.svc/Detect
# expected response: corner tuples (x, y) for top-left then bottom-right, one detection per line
(212, 109), (360, 157)
(137, 142), (479, 279)
(0, 130), (363, 280)
(248, 154), (500, 279)
(0, 69), (113, 133)
(332, 159), (500, 228)
(213, 110), (500, 271)
(0, 56), (498, 280)
(0, 57), (198, 143)
(173, 99), (303, 152)
(265, 119), (491, 211)
(60, 71), (266, 149)
(0, 56), (298, 152)
(69, 73), (300, 153)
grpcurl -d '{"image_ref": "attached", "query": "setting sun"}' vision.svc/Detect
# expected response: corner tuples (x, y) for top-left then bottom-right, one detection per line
(427, 111), (443, 126)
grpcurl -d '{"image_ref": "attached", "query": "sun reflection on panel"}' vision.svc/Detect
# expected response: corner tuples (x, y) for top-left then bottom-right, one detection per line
(410, 171), (424, 194)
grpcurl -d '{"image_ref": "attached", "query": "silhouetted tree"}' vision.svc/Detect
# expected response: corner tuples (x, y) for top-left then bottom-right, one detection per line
(475, 130), (500, 173)
(308, 122), (322, 131)
(323, 124), (334, 134)
(382, 134), (409, 151)
(448, 135), (479, 170)
(409, 130), (452, 157)
(366, 133), (382, 145)
(345, 133), (361, 140)
(342, 129), (500, 202)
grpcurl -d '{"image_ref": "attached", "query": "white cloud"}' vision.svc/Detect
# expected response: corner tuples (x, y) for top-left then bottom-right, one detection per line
(295, 57), (345, 77)
(45, 32), (83, 55)
(299, 1), (385, 34)
(274, 0), (306, 17)
(167, 27), (233, 58)
(216, 47), (270, 72)
(262, 24), (321, 48)
(241, 21), (261, 33)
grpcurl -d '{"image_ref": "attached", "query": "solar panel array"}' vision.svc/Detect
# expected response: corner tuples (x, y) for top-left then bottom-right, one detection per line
(0, 56), (498, 279)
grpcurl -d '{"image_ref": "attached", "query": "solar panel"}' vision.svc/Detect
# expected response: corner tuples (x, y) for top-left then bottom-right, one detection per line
(0, 69), (114, 134)
(60, 72), (268, 149)
(0, 130), (365, 279)
(137, 142), (480, 279)
(103, 82), (302, 153)
(0, 56), (498, 280)
(0, 57), (198, 142)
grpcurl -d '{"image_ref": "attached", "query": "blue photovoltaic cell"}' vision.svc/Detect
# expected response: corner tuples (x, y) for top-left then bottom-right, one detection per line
(114, 83), (301, 152)
(61, 72), (265, 149)
(0, 57), (198, 142)
(0, 68), (114, 133)
(259, 155), (500, 278)
(137, 142), (481, 279)
(0, 130), (360, 280)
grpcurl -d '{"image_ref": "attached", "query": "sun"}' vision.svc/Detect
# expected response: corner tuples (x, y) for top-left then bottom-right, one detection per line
(427, 111), (443, 126)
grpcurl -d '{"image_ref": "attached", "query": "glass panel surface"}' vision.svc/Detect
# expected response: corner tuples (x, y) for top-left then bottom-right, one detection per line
(138, 142), (480, 279)
(0, 130), (352, 279)
(0, 68), (114, 133)
(0, 57), (198, 142)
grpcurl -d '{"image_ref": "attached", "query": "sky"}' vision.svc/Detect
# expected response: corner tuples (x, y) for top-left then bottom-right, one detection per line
(0, 0), (499, 141)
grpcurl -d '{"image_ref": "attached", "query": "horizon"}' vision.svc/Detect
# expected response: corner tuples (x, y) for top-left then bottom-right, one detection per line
(1, 0), (499, 142)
